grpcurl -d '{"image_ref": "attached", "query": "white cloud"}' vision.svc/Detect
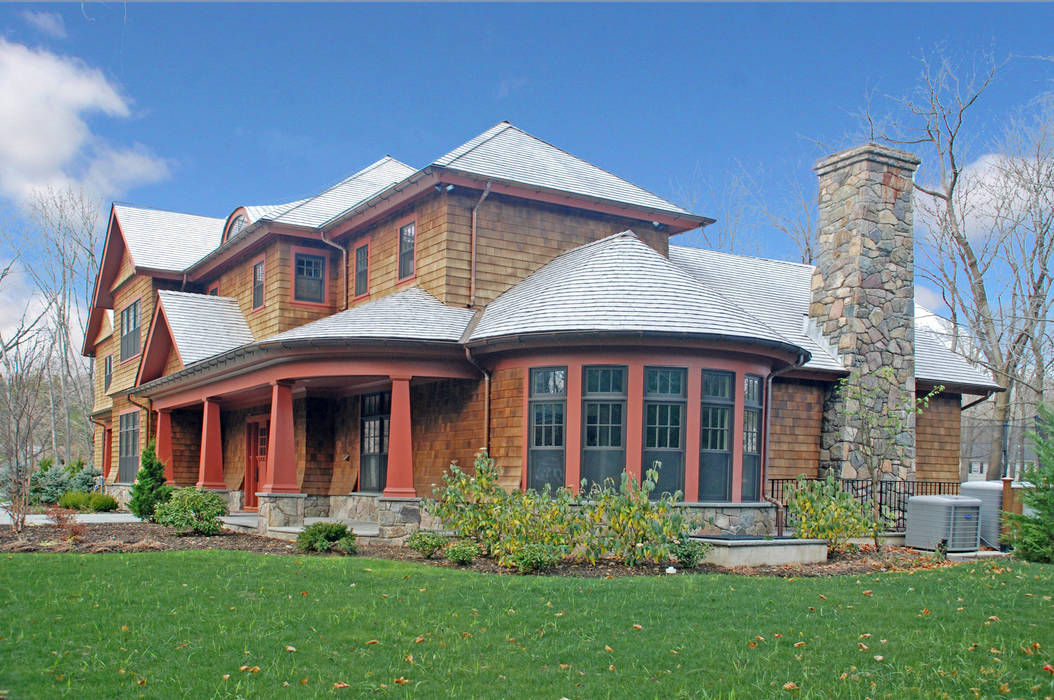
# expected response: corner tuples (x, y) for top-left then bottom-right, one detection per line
(0, 39), (169, 206)
(21, 11), (67, 40)
(914, 284), (947, 315)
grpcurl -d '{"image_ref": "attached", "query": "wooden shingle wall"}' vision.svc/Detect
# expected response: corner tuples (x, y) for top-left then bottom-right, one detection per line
(301, 397), (337, 495)
(915, 393), (962, 482)
(767, 378), (825, 481)
(410, 378), (485, 497)
(489, 367), (524, 489)
(169, 407), (202, 486)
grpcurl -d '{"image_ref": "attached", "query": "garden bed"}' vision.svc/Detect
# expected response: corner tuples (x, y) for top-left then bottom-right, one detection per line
(0, 522), (958, 577)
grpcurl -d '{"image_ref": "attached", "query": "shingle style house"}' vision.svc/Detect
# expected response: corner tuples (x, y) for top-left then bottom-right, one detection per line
(83, 122), (999, 537)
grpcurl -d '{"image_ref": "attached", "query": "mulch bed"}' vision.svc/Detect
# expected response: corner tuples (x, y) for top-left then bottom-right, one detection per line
(0, 523), (958, 578)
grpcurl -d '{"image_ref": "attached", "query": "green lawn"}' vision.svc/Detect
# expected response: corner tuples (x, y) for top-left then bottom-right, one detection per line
(1, 553), (1052, 699)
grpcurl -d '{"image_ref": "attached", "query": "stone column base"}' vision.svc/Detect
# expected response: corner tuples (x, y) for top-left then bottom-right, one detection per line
(376, 497), (423, 541)
(257, 493), (307, 534)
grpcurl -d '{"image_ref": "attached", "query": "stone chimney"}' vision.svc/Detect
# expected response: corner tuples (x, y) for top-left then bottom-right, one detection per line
(811, 143), (921, 480)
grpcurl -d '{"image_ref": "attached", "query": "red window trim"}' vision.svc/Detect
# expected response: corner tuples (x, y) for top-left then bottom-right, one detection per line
(352, 239), (371, 301)
(289, 245), (331, 308)
(250, 255), (266, 313)
(395, 216), (417, 285)
(118, 296), (143, 365)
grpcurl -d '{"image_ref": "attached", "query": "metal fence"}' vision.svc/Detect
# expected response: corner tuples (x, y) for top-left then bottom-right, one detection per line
(768, 478), (961, 532)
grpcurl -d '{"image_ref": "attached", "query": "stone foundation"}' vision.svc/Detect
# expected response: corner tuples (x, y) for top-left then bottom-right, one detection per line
(257, 493), (306, 533)
(106, 484), (133, 508)
(683, 502), (777, 537)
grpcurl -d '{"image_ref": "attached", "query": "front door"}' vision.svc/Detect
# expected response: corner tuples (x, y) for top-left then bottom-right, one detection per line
(360, 392), (390, 492)
(245, 420), (268, 509)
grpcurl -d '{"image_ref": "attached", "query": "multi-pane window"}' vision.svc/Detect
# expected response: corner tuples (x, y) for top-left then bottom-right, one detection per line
(699, 370), (734, 501)
(117, 411), (139, 484)
(354, 243), (369, 297)
(103, 355), (112, 391)
(742, 374), (763, 501)
(398, 221), (415, 279)
(252, 261), (264, 309)
(644, 367), (686, 499)
(119, 300), (141, 360)
(360, 392), (390, 492)
(294, 253), (325, 303)
(528, 367), (566, 492)
(582, 366), (627, 491)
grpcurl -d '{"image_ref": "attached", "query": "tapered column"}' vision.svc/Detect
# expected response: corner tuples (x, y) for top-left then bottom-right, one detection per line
(383, 375), (416, 497)
(155, 410), (174, 483)
(260, 381), (298, 493)
(197, 399), (225, 489)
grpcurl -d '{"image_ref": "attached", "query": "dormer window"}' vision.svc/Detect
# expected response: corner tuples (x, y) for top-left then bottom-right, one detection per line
(252, 261), (264, 309)
(398, 221), (415, 280)
(228, 214), (249, 239)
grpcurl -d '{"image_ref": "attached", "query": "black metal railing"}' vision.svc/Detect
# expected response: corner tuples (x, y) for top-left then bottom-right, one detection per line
(767, 478), (961, 532)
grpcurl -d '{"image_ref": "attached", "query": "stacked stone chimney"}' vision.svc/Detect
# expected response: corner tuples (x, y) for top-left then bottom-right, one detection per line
(811, 143), (921, 480)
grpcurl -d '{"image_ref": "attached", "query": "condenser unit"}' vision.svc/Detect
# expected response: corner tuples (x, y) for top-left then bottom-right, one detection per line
(959, 481), (1003, 548)
(904, 495), (982, 552)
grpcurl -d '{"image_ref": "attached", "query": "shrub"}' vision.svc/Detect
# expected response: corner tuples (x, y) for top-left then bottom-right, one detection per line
(128, 441), (172, 522)
(508, 542), (561, 574)
(1004, 404), (1054, 563)
(59, 491), (92, 511)
(154, 488), (228, 536)
(46, 505), (85, 541)
(30, 468), (74, 505)
(786, 474), (872, 554)
(65, 457), (86, 475)
(88, 493), (119, 513)
(669, 538), (710, 569)
(69, 467), (100, 493)
(445, 541), (478, 565)
(296, 522), (357, 554)
(406, 531), (447, 559)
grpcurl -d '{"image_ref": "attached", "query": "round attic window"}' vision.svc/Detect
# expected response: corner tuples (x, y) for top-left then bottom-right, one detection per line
(228, 214), (249, 238)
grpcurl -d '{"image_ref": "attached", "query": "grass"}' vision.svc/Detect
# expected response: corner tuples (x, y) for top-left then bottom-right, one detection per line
(1, 553), (1052, 698)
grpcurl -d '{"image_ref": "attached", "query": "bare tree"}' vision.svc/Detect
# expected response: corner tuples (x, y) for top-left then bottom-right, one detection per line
(673, 165), (756, 254)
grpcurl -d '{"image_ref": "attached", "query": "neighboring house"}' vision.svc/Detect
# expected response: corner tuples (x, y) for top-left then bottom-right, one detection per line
(82, 123), (999, 537)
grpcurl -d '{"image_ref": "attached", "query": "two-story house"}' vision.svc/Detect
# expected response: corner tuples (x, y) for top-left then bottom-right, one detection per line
(83, 123), (998, 537)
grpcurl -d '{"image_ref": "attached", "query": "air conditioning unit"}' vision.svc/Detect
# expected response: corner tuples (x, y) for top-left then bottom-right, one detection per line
(959, 481), (1003, 548)
(904, 495), (982, 552)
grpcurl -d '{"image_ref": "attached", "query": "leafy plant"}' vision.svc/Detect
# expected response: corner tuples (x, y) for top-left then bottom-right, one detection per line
(296, 522), (357, 554)
(445, 541), (478, 565)
(46, 505), (84, 541)
(507, 542), (561, 574)
(1004, 404), (1054, 563)
(406, 531), (447, 559)
(58, 491), (92, 511)
(786, 474), (872, 554)
(88, 493), (119, 512)
(29, 467), (99, 505)
(128, 441), (172, 522)
(154, 488), (228, 536)
(669, 538), (710, 569)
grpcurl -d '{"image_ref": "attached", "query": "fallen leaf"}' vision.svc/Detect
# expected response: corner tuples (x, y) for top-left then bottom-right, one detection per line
(301, 591), (308, 597)
(250, 666), (260, 673)
(365, 640), (380, 645)
(608, 665), (615, 672)
(633, 624), (642, 630)
(860, 633), (872, 639)
(222, 674), (230, 680)
(334, 681), (350, 689)
(818, 594), (827, 600)
(874, 655), (884, 661)
(604, 645), (613, 653)
(987, 616), (1000, 622)
(862, 590), (873, 597)
(1043, 663), (1054, 674)
(285, 645), (296, 652)
(394, 677), (410, 685)
(783, 681), (799, 690)
(859, 643), (869, 651)
(415, 635), (425, 643)
(239, 665), (249, 671)
(748, 641), (758, 649)
(921, 609), (931, 615)
(794, 642), (806, 648)
(559, 663), (569, 669)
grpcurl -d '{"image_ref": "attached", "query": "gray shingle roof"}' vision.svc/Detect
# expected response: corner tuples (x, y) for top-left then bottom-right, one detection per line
(470, 232), (802, 352)
(270, 157), (417, 228)
(156, 290), (255, 365)
(433, 122), (696, 218)
(113, 205), (224, 272)
(669, 244), (1000, 390)
(243, 199), (308, 225)
(267, 288), (475, 344)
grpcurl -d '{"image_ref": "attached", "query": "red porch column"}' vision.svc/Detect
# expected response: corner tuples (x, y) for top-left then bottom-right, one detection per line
(155, 410), (175, 483)
(102, 426), (113, 480)
(260, 381), (298, 493)
(625, 361), (644, 484)
(197, 398), (226, 490)
(383, 375), (417, 498)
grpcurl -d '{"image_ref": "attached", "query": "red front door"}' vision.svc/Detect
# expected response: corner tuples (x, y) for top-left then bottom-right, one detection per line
(245, 421), (268, 510)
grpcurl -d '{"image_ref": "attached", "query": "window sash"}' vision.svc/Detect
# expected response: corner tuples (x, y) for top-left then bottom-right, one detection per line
(294, 254), (325, 303)
(117, 412), (139, 483)
(701, 370), (733, 402)
(584, 401), (624, 448)
(398, 222), (415, 279)
(645, 402), (684, 450)
(120, 301), (140, 360)
(645, 367), (686, 398)
(252, 262), (265, 308)
(743, 408), (761, 455)
(584, 366), (625, 396)
(354, 244), (369, 297)
(103, 356), (112, 391)
(530, 367), (567, 397)
(700, 405), (730, 452)
(744, 374), (763, 406)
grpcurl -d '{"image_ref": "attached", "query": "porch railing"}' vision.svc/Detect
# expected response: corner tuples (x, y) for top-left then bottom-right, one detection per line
(767, 478), (961, 532)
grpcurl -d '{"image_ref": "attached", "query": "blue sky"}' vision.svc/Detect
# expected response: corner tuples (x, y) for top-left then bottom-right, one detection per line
(1, 2), (1051, 267)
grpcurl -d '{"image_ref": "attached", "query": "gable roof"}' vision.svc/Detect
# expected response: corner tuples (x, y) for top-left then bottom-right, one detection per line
(155, 291), (255, 365)
(433, 122), (698, 219)
(266, 287), (475, 344)
(112, 204), (224, 272)
(668, 244), (1000, 391)
(469, 231), (805, 356)
(270, 157), (417, 229)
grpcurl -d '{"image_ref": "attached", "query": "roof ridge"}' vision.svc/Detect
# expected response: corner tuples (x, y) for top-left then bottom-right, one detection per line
(113, 202), (225, 222)
(669, 243), (816, 270)
(432, 122), (513, 166)
(270, 155), (413, 221)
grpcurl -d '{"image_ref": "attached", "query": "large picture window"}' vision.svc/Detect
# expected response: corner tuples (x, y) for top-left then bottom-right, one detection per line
(119, 300), (141, 360)
(294, 253), (325, 303)
(528, 367), (566, 492)
(742, 374), (763, 501)
(354, 243), (369, 297)
(117, 411), (140, 484)
(360, 392), (390, 492)
(582, 366), (626, 491)
(643, 367), (686, 499)
(699, 370), (733, 501)
(398, 221), (415, 280)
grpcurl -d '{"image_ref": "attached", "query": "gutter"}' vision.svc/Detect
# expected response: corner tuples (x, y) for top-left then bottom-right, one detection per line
(126, 391), (154, 443)
(761, 350), (808, 537)
(320, 229), (349, 311)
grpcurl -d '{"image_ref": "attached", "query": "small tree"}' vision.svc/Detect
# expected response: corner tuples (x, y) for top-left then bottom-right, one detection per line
(1004, 404), (1054, 562)
(127, 440), (171, 522)
(837, 366), (943, 550)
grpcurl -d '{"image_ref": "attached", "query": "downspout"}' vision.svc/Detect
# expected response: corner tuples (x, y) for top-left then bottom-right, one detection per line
(463, 346), (491, 452)
(469, 182), (492, 308)
(320, 230), (349, 311)
(761, 352), (808, 536)
(180, 272), (188, 291)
